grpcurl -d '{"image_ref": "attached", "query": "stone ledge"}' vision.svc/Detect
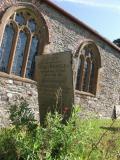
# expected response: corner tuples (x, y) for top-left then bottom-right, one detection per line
(0, 71), (37, 84)
(75, 90), (95, 97)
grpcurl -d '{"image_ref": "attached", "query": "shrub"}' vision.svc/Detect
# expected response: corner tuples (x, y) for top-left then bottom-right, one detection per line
(0, 128), (18, 160)
(0, 102), (119, 160)
(9, 101), (37, 131)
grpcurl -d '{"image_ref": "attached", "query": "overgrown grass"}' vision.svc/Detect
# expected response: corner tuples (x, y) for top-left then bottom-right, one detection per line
(0, 102), (120, 160)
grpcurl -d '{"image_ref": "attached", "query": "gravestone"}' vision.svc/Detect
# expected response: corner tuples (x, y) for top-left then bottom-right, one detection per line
(115, 105), (120, 119)
(36, 52), (74, 124)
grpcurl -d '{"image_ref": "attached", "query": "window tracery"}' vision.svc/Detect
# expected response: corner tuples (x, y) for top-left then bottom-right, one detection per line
(76, 42), (101, 95)
(0, 4), (49, 81)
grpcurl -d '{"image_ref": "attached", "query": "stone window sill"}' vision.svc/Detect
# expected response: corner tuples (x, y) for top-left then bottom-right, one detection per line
(0, 71), (37, 84)
(75, 90), (95, 97)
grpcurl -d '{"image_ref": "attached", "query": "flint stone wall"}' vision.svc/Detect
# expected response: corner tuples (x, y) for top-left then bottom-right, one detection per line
(0, 77), (39, 127)
(0, 0), (120, 127)
(39, 2), (120, 118)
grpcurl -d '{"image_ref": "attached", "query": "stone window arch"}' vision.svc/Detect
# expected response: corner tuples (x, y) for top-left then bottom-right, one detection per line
(75, 41), (101, 95)
(0, 3), (49, 80)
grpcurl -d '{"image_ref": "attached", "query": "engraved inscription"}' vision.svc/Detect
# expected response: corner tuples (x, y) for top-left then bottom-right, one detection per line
(36, 52), (74, 124)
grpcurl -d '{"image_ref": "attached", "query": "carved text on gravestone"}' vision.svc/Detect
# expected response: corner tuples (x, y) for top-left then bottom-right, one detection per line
(36, 52), (74, 124)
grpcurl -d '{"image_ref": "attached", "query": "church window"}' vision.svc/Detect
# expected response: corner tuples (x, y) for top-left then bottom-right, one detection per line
(76, 42), (101, 95)
(12, 30), (27, 76)
(0, 23), (15, 72)
(0, 5), (49, 81)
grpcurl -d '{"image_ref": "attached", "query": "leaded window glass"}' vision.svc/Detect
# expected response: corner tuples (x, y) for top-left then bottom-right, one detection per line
(76, 56), (84, 90)
(0, 24), (14, 72)
(26, 36), (38, 78)
(12, 31), (27, 76)
(15, 12), (25, 26)
(0, 8), (41, 80)
(76, 44), (100, 94)
(82, 60), (89, 92)
(89, 62), (95, 93)
(28, 19), (36, 32)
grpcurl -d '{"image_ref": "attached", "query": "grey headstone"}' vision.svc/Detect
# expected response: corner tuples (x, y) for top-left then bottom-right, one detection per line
(36, 52), (74, 124)
(115, 105), (120, 119)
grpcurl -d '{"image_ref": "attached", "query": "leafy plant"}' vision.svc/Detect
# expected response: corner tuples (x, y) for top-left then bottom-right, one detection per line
(0, 102), (120, 160)
(9, 100), (37, 131)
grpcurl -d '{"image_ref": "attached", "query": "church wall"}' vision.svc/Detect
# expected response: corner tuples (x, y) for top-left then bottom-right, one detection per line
(0, 0), (120, 127)
(39, 2), (120, 118)
(0, 76), (39, 127)
(0, 1), (39, 127)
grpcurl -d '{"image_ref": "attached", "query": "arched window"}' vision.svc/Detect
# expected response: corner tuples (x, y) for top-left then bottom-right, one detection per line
(75, 41), (101, 95)
(0, 4), (49, 80)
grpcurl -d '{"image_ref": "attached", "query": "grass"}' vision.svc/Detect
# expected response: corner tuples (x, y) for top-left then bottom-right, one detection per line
(0, 102), (120, 160)
(78, 119), (120, 160)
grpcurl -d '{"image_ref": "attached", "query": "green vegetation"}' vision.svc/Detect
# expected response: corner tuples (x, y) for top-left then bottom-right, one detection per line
(0, 102), (120, 160)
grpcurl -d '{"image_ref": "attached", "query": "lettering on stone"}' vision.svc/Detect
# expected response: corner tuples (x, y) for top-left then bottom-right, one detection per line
(36, 52), (74, 124)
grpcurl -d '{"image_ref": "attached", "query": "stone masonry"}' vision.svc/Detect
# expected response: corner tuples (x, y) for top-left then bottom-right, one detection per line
(39, 2), (120, 118)
(0, 0), (120, 126)
(0, 76), (39, 127)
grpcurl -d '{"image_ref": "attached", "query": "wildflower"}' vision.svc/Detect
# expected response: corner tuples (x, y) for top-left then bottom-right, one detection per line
(63, 107), (69, 114)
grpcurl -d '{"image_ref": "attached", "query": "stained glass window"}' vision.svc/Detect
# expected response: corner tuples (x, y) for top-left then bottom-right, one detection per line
(0, 8), (43, 80)
(76, 43), (100, 94)
(28, 19), (36, 32)
(82, 60), (89, 92)
(12, 31), (27, 76)
(0, 24), (14, 72)
(15, 12), (25, 26)
(26, 36), (38, 78)
(76, 57), (84, 90)
(89, 62), (95, 93)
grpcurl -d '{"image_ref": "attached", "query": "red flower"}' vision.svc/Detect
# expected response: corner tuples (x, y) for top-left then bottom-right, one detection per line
(63, 107), (69, 113)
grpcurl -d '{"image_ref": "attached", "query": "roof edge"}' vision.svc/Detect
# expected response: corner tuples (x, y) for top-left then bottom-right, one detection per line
(43, 0), (120, 53)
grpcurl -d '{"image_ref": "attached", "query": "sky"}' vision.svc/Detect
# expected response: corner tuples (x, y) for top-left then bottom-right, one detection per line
(51, 0), (120, 42)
